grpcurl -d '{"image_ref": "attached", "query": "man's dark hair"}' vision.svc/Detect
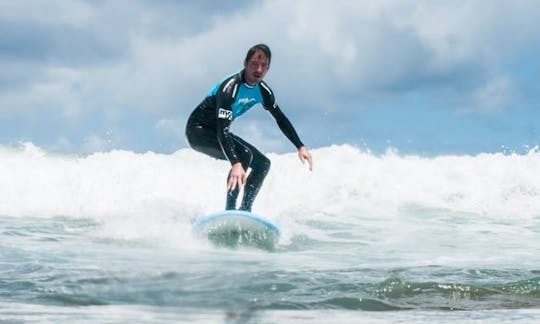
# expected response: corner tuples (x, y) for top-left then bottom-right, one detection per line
(245, 44), (271, 64)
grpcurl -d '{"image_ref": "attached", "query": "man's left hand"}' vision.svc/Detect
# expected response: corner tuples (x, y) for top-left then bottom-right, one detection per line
(298, 146), (313, 171)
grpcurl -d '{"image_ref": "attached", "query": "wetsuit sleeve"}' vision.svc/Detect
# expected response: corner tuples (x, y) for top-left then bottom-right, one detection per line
(260, 81), (305, 149)
(215, 78), (240, 165)
(268, 105), (305, 149)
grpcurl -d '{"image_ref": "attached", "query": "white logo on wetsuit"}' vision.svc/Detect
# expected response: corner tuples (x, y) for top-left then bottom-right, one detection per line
(238, 98), (257, 106)
(218, 108), (233, 120)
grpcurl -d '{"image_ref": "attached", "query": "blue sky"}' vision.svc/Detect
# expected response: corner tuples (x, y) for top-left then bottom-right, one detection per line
(0, 0), (539, 155)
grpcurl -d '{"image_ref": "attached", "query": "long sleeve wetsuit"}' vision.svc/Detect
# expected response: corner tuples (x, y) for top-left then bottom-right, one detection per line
(185, 69), (305, 211)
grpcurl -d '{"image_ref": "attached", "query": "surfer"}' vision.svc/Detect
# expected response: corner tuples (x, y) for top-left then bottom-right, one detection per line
(185, 44), (313, 212)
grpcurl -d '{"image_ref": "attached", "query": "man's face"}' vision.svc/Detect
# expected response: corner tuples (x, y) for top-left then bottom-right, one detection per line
(244, 50), (269, 85)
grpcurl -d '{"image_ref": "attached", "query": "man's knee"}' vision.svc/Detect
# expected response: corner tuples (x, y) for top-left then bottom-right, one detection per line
(255, 155), (271, 175)
(263, 155), (271, 171)
(237, 147), (253, 170)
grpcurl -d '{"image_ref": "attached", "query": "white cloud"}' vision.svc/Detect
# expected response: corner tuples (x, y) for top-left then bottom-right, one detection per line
(461, 75), (517, 115)
(51, 136), (73, 152)
(0, 0), (95, 26)
(82, 134), (109, 153)
(1, 0), (540, 152)
(5, 0), (539, 115)
(233, 120), (286, 153)
(155, 118), (183, 140)
(0, 66), (83, 119)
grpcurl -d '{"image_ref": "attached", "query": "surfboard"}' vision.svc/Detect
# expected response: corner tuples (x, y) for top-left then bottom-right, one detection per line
(192, 210), (280, 250)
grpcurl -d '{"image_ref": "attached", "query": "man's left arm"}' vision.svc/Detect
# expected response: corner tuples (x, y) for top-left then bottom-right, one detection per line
(268, 106), (313, 170)
(261, 81), (313, 170)
(267, 105), (304, 149)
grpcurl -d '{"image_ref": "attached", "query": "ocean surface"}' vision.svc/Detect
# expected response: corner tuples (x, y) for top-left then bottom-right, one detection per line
(1, 143), (539, 323)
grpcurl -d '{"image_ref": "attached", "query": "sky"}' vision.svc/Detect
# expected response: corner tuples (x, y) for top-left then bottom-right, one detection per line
(1, 0), (539, 155)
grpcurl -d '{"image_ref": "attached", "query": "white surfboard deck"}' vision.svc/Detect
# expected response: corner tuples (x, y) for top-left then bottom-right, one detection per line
(192, 210), (280, 250)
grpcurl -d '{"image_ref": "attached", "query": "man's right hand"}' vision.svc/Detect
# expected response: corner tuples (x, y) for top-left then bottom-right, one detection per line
(227, 162), (247, 192)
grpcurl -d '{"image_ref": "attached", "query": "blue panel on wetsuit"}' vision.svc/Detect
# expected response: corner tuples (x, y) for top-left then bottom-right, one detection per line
(209, 72), (264, 120)
(231, 84), (263, 119)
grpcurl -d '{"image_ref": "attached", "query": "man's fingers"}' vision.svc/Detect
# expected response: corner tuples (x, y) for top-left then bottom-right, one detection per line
(227, 176), (237, 192)
(298, 147), (313, 171)
(227, 173), (246, 192)
(307, 157), (313, 171)
(300, 152), (313, 171)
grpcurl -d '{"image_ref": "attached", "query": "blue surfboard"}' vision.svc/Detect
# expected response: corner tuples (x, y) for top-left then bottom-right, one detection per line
(193, 210), (280, 250)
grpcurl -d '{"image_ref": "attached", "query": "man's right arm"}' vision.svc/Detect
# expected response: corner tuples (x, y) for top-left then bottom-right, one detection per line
(215, 77), (240, 165)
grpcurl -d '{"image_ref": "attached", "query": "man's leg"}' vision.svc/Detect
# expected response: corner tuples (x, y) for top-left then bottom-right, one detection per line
(232, 136), (271, 212)
(186, 125), (267, 211)
(186, 125), (238, 209)
(225, 157), (251, 210)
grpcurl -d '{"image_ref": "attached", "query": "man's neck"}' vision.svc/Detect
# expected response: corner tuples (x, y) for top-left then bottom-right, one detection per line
(241, 70), (257, 88)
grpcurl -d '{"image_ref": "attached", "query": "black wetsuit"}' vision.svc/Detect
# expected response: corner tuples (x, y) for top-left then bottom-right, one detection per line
(185, 69), (304, 211)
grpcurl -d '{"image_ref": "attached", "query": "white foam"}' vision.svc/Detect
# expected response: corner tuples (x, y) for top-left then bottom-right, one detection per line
(1, 143), (539, 244)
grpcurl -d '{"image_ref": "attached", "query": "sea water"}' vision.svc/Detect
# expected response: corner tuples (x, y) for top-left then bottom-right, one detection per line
(1, 143), (539, 323)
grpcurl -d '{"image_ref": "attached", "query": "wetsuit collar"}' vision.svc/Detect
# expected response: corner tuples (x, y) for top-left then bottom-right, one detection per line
(240, 69), (257, 88)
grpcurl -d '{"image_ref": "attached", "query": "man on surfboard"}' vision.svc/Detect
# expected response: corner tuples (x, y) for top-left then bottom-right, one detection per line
(186, 44), (313, 212)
